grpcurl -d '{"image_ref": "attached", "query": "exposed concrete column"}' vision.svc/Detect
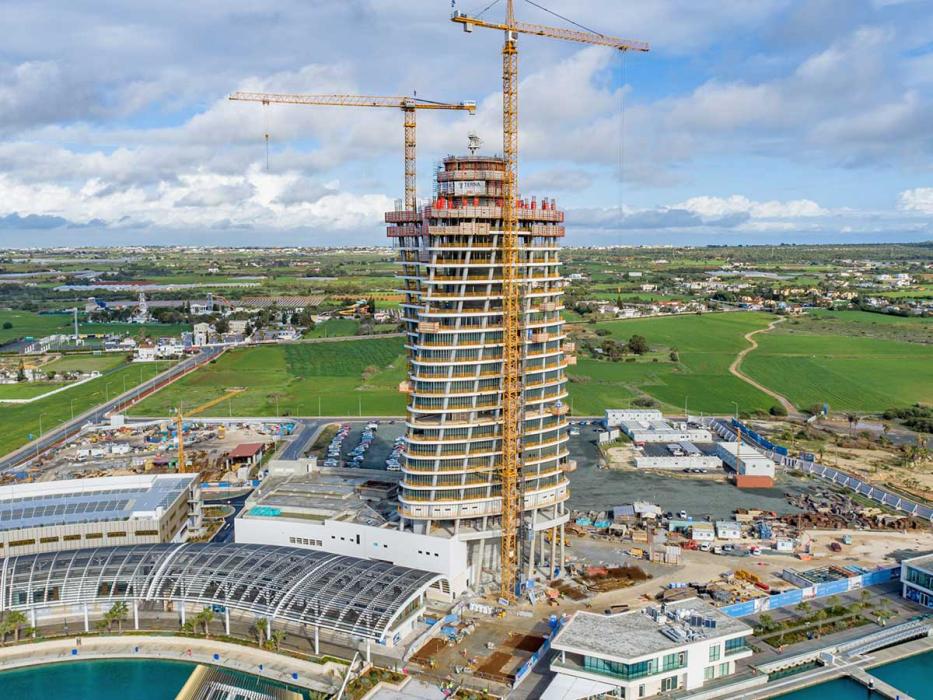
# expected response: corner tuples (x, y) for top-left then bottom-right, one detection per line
(313, 625), (320, 655)
(133, 600), (139, 630)
(224, 608), (230, 635)
(180, 604), (185, 626)
(527, 528), (537, 581)
(365, 638), (371, 663)
(559, 523), (566, 574)
(83, 604), (90, 632)
(30, 608), (36, 629)
(550, 526), (557, 579)
(475, 538), (486, 586)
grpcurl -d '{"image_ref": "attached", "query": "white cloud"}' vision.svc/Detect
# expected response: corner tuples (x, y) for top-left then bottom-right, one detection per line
(676, 195), (827, 219)
(898, 187), (933, 213)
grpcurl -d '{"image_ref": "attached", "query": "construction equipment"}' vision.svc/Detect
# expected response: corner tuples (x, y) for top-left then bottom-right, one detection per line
(228, 92), (476, 211)
(175, 388), (246, 472)
(452, 2), (647, 600)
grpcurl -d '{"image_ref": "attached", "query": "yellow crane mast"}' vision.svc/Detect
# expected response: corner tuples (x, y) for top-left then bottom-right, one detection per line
(452, 1), (648, 600)
(228, 92), (476, 211)
(176, 388), (246, 473)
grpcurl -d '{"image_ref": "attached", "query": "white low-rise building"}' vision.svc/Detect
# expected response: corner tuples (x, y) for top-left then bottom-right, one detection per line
(234, 475), (469, 600)
(605, 409), (663, 427)
(545, 599), (753, 699)
(691, 523), (715, 542)
(715, 521), (742, 540)
(715, 441), (776, 488)
(619, 418), (712, 445)
(0, 474), (202, 558)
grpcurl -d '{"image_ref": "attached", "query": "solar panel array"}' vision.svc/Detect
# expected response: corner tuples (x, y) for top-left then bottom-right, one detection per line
(0, 477), (192, 532)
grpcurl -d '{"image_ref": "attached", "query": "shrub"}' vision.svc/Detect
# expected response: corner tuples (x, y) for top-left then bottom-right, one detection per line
(769, 404), (788, 417)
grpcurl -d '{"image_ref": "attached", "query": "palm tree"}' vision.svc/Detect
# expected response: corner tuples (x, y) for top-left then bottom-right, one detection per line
(253, 618), (269, 647)
(269, 629), (286, 651)
(5, 611), (27, 643)
(195, 609), (215, 639)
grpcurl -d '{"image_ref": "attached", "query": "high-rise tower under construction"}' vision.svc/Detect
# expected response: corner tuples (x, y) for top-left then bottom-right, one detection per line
(386, 152), (573, 588)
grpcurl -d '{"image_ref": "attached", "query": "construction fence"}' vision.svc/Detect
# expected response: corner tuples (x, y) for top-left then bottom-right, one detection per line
(719, 565), (900, 618)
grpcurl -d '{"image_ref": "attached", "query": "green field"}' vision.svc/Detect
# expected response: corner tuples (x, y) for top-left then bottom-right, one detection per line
(742, 312), (933, 412)
(567, 312), (778, 415)
(302, 318), (360, 338)
(0, 361), (172, 457)
(0, 311), (191, 344)
(43, 354), (126, 373)
(129, 338), (408, 417)
(0, 383), (61, 400)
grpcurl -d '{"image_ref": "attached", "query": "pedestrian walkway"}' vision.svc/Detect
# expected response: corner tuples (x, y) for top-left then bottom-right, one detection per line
(0, 635), (342, 695)
(848, 667), (914, 700)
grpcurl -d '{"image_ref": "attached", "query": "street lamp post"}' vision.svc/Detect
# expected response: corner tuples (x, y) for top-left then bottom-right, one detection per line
(36, 412), (48, 460)
(70, 398), (77, 421)
(105, 381), (114, 403)
(731, 401), (739, 420)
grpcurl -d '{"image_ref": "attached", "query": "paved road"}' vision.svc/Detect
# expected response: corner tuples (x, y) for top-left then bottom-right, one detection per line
(209, 493), (250, 543)
(0, 346), (224, 474)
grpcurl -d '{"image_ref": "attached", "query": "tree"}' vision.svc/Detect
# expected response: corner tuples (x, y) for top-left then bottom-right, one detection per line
(16, 360), (26, 382)
(110, 601), (129, 633)
(756, 613), (776, 634)
(2, 321), (12, 330)
(253, 618), (269, 647)
(195, 609), (215, 638)
(626, 334), (649, 355)
(669, 351), (679, 362)
(795, 601), (811, 616)
(769, 404), (788, 417)
(4, 611), (27, 643)
(846, 413), (858, 435)
(214, 318), (229, 334)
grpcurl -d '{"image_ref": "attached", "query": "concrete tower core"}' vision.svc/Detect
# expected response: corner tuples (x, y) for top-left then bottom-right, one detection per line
(385, 153), (572, 588)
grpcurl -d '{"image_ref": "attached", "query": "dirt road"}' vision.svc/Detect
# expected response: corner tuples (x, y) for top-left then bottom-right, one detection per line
(729, 317), (801, 417)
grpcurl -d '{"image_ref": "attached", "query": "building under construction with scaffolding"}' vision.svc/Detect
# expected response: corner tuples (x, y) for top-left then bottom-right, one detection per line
(386, 152), (573, 588)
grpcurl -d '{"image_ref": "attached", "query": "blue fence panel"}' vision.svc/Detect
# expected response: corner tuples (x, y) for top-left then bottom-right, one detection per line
(721, 600), (758, 618)
(768, 589), (803, 609)
(815, 579), (851, 597)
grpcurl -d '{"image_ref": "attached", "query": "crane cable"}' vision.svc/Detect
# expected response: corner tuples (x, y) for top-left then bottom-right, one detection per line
(618, 50), (626, 242)
(263, 103), (270, 171)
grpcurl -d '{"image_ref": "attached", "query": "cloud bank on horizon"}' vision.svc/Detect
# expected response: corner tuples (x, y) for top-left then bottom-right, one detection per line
(0, 0), (930, 247)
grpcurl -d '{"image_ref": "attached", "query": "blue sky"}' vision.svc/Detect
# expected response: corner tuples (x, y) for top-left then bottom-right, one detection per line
(0, 0), (930, 247)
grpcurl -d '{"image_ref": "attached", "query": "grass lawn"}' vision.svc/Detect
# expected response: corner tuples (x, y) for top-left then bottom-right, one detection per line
(302, 318), (360, 338)
(0, 361), (172, 458)
(43, 354), (126, 373)
(567, 312), (778, 415)
(0, 383), (62, 400)
(742, 314), (933, 412)
(129, 337), (408, 417)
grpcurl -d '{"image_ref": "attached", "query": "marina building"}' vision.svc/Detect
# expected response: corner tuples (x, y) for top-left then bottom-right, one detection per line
(901, 553), (933, 608)
(545, 598), (753, 699)
(386, 153), (572, 586)
(0, 474), (202, 558)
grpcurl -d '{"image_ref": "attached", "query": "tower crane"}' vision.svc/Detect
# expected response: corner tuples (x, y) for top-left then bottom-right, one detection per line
(452, 1), (648, 600)
(228, 92), (476, 211)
